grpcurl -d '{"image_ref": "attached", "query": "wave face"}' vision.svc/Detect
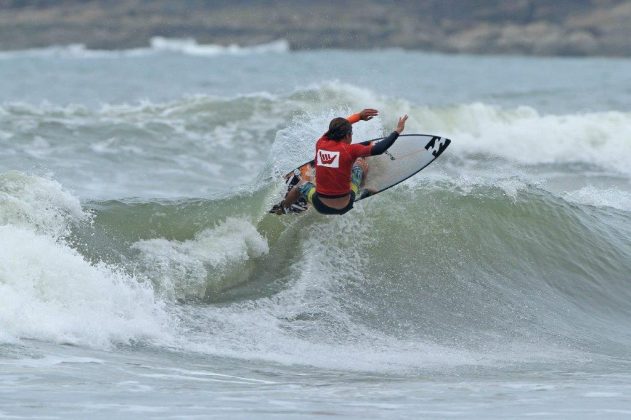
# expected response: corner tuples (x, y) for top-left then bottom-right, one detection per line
(1, 58), (631, 375)
(2, 169), (630, 372)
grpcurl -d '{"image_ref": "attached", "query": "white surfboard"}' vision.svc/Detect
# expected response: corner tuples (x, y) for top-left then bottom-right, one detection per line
(271, 133), (451, 213)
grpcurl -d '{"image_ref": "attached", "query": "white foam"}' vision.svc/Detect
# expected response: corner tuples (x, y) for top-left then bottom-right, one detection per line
(149, 37), (289, 56)
(411, 103), (631, 175)
(0, 171), (87, 238)
(0, 38), (289, 59)
(0, 43), (94, 59)
(432, 173), (532, 200)
(132, 218), (269, 300)
(2, 356), (105, 368)
(0, 226), (173, 348)
(562, 186), (631, 211)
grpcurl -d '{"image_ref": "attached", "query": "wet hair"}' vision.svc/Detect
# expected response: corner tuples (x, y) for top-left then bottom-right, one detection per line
(325, 117), (352, 140)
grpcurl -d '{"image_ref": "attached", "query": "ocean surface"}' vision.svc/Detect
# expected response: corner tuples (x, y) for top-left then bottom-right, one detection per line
(1, 38), (631, 418)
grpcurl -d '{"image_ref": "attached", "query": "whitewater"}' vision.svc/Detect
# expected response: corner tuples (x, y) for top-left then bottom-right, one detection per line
(1, 40), (631, 418)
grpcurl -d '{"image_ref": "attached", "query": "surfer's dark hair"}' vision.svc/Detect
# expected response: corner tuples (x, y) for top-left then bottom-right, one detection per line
(326, 117), (352, 140)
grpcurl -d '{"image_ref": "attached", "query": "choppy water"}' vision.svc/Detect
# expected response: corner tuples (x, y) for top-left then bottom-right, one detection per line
(1, 40), (631, 418)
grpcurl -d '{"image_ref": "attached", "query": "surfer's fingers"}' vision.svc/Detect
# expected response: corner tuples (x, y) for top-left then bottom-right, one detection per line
(395, 115), (408, 133)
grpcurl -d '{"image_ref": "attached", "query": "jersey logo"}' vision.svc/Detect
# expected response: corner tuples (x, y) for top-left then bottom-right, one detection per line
(317, 150), (340, 168)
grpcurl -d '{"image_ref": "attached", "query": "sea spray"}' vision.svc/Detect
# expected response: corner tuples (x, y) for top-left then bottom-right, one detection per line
(0, 171), (86, 238)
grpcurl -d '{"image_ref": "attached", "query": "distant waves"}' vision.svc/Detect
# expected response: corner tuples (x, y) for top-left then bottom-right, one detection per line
(0, 38), (290, 59)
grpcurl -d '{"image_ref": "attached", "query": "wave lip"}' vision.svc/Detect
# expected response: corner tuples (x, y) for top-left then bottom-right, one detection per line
(0, 171), (86, 238)
(562, 186), (631, 211)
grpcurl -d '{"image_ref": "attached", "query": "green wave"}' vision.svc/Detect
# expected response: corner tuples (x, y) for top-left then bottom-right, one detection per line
(75, 181), (631, 333)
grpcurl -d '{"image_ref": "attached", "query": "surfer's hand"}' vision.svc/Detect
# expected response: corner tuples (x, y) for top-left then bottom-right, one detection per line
(395, 115), (408, 134)
(359, 109), (379, 121)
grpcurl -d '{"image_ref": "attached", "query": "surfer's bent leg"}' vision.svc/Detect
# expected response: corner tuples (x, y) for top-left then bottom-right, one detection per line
(298, 182), (316, 204)
(350, 159), (366, 195)
(282, 183), (301, 206)
(274, 181), (310, 213)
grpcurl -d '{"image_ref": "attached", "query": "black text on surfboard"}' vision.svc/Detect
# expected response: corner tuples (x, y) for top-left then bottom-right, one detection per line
(424, 136), (450, 157)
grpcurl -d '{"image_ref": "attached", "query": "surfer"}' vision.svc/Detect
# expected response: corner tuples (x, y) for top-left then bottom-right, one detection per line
(272, 109), (408, 215)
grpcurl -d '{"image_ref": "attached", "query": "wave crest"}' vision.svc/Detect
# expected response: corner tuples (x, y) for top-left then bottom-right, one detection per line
(0, 171), (87, 238)
(131, 217), (269, 300)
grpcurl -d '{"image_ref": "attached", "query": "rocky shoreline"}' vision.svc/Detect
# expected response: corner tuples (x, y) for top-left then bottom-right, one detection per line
(1, 0), (630, 56)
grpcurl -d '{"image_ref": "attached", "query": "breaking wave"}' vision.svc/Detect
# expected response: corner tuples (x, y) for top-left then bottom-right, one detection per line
(1, 82), (631, 372)
(2, 167), (630, 372)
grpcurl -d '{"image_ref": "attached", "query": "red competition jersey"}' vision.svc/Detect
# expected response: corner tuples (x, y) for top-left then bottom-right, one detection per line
(314, 125), (372, 196)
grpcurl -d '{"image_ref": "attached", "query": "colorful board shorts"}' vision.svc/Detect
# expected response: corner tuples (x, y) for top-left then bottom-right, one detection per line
(298, 164), (363, 215)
